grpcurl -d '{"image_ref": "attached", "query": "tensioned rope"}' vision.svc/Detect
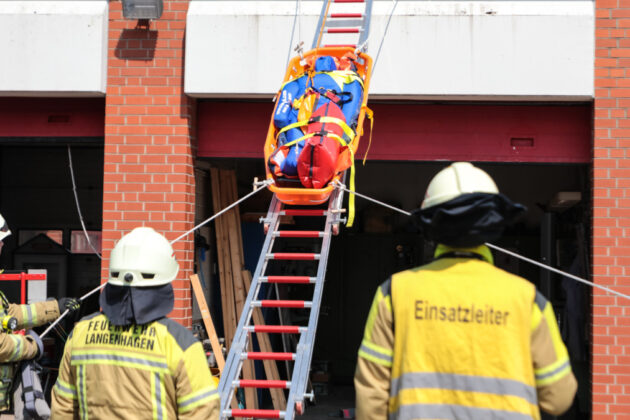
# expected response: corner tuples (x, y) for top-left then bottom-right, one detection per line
(46, 174), (627, 337)
(331, 180), (630, 302)
(43, 147), (106, 340)
(41, 179), (274, 338)
(286, 0), (303, 69)
(371, 0), (399, 75)
(68, 146), (102, 259)
(41, 281), (108, 338)
(169, 179), (273, 245)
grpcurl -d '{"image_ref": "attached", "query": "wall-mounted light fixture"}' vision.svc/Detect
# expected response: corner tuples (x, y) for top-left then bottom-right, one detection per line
(122, 0), (163, 20)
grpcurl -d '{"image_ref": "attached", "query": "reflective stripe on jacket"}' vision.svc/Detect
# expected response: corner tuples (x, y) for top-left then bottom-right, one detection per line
(51, 312), (219, 420)
(0, 298), (60, 411)
(355, 245), (577, 420)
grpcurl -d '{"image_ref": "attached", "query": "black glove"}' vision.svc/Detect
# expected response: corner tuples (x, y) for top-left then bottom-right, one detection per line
(58, 297), (81, 313)
(26, 330), (43, 360)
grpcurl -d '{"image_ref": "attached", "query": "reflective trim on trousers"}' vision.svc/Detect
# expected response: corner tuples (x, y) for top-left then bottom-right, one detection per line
(0, 365), (11, 410)
(390, 372), (537, 405)
(390, 403), (536, 420)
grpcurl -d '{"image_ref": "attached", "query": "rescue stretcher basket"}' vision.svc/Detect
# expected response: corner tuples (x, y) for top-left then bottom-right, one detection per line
(264, 47), (373, 205)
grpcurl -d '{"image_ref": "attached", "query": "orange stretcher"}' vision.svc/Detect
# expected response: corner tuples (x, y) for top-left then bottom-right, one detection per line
(264, 47), (373, 206)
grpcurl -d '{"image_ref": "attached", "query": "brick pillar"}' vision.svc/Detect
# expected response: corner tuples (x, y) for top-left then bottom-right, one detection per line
(103, 0), (195, 327)
(593, 0), (630, 417)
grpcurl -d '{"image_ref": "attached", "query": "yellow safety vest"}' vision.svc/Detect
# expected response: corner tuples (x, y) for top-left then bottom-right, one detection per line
(388, 248), (540, 420)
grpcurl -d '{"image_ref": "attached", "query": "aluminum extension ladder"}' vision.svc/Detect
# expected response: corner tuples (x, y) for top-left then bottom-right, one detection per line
(218, 188), (346, 419)
(312, 0), (374, 51)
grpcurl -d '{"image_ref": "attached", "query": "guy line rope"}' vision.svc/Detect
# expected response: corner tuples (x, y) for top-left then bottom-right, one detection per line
(44, 176), (627, 339)
(41, 179), (273, 338)
(332, 180), (630, 302)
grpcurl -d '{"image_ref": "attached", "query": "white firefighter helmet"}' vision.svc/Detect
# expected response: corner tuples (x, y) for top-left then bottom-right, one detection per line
(0, 213), (11, 241)
(108, 227), (179, 287)
(421, 162), (498, 210)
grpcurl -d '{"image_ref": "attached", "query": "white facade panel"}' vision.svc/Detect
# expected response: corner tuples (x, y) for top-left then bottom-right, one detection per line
(0, 1), (108, 97)
(185, 1), (594, 100)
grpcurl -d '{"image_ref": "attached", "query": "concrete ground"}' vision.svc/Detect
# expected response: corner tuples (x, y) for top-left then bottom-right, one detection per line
(301, 385), (355, 419)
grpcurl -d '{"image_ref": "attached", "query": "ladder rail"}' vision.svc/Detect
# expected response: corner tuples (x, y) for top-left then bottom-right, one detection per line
(312, 0), (333, 49)
(219, 196), (283, 415)
(219, 176), (347, 418)
(357, 0), (373, 49)
(312, 0), (373, 51)
(284, 186), (345, 419)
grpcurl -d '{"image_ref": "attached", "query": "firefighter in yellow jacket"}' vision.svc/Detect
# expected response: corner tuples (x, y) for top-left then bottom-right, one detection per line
(0, 213), (80, 414)
(51, 227), (219, 420)
(355, 162), (577, 420)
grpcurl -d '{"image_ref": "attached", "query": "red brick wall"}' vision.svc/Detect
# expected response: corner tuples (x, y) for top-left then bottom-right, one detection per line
(103, 0), (195, 327)
(594, 0), (630, 417)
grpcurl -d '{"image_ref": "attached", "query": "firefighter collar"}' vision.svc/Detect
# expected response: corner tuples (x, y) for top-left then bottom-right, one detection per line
(434, 244), (494, 265)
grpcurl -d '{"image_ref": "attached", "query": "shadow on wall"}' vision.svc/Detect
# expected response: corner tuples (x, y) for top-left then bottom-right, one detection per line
(114, 27), (158, 61)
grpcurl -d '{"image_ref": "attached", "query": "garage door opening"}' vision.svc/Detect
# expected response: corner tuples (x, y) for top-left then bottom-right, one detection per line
(200, 158), (590, 419)
(0, 144), (104, 313)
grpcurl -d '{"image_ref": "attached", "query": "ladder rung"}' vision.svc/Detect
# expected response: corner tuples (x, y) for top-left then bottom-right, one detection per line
(253, 300), (311, 309)
(274, 230), (324, 238)
(245, 352), (296, 361)
(267, 253), (320, 260)
(324, 44), (357, 48)
(334, 0), (365, 3)
(236, 379), (291, 389)
(227, 409), (285, 419)
(327, 28), (360, 33)
(330, 13), (363, 18)
(246, 325), (305, 334)
(280, 209), (326, 216)
(262, 276), (316, 284)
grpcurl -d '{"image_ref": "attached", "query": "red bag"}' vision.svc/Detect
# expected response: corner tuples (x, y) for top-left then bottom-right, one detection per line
(297, 102), (347, 189)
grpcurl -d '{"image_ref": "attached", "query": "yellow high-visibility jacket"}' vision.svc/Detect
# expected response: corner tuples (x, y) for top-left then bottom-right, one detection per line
(0, 296), (60, 411)
(355, 245), (577, 420)
(51, 312), (219, 420)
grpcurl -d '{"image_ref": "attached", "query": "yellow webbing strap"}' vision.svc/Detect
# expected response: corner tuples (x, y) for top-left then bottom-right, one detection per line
(275, 132), (357, 227)
(316, 116), (356, 140)
(277, 131), (344, 151)
(276, 116), (355, 143)
(361, 106), (374, 165)
(277, 71), (308, 92)
(346, 149), (356, 227)
(276, 120), (309, 139)
(325, 136), (356, 228)
(316, 70), (365, 90)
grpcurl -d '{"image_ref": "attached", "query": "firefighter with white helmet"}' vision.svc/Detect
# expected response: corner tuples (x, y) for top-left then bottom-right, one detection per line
(355, 162), (577, 419)
(51, 227), (219, 419)
(0, 213), (80, 416)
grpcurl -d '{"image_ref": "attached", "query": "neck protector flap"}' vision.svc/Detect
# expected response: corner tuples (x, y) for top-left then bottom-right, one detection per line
(414, 192), (526, 248)
(99, 283), (174, 326)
